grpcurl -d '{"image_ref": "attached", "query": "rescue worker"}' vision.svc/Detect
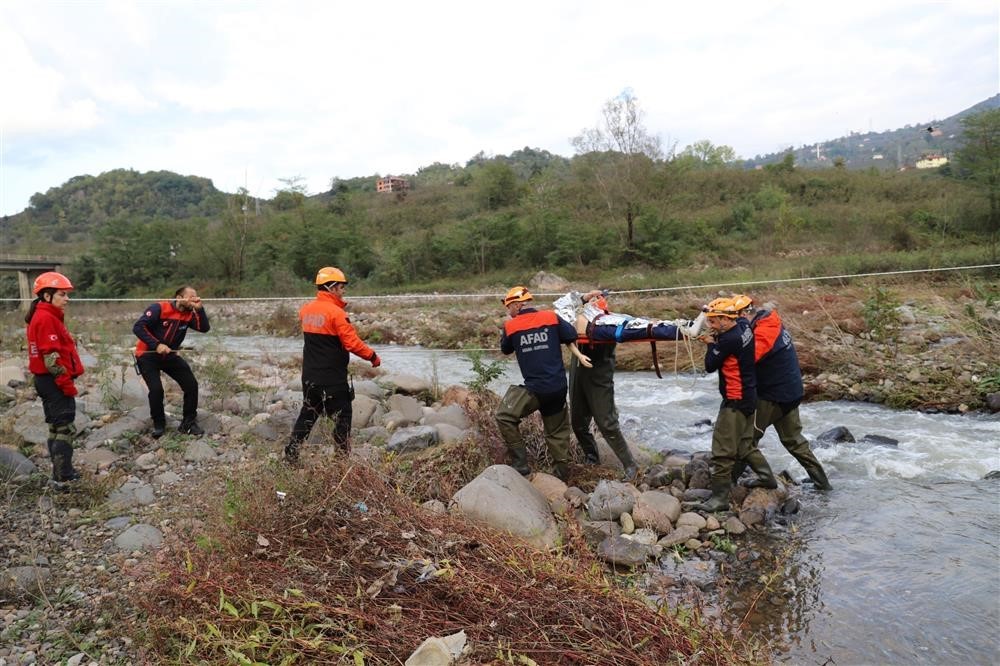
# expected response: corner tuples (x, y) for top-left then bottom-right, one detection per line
(496, 286), (580, 481)
(564, 289), (639, 480)
(284, 266), (380, 463)
(25, 271), (84, 485)
(697, 297), (776, 512)
(133, 286), (210, 438)
(732, 295), (832, 490)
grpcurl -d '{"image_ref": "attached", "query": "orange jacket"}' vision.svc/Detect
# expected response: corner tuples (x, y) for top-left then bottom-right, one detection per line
(299, 291), (376, 386)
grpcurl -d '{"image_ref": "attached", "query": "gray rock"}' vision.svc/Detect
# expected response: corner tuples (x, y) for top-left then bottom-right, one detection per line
(352, 394), (378, 429)
(183, 440), (217, 462)
(983, 471), (1000, 480)
(81, 411), (148, 449)
(433, 423), (465, 445)
(0, 447), (36, 479)
(860, 434), (899, 447)
(114, 523), (163, 551)
(421, 499), (447, 514)
(816, 426), (855, 444)
(422, 404), (470, 429)
(388, 394), (425, 422)
(154, 470), (182, 486)
(108, 478), (156, 507)
(582, 520), (622, 547)
(529, 270), (569, 291)
(386, 425), (438, 453)
(0, 358), (26, 385)
(683, 488), (712, 502)
(353, 379), (386, 400)
(987, 393), (1000, 412)
(586, 480), (636, 521)
(2, 566), (51, 597)
(104, 516), (133, 530)
(632, 490), (681, 534)
(724, 516), (747, 534)
(451, 465), (559, 549)
(250, 421), (281, 440)
(656, 525), (701, 548)
(356, 426), (389, 445)
(135, 452), (158, 470)
(596, 535), (652, 567)
(676, 512), (708, 530)
(684, 458), (711, 489)
(379, 374), (433, 396)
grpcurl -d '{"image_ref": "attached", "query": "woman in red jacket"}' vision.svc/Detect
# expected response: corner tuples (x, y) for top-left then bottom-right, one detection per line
(25, 271), (84, 484)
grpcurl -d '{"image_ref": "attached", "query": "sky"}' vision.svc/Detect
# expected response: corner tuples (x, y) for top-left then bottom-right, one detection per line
(1, 0), (997, 216)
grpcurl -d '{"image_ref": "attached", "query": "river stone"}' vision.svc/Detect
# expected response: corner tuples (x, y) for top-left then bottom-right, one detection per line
(450, 465), (559, 549)
(433, 423), (465, 445)
(386, 425), (438, 453)
(816, 426), (855, 444)
(685, 458), (711, 489)
(860, 434), (899, 447)
(184, 439), (217, 462)
(529, 270), (568, 291)
(109, 478), (156, 507)
(657, 525), (700, 548)
(596, 535), (652, 567)
(379, 374), (433, 396)
(81, 411), (148, 449)
(983, 471), (1000, 480)
(582, 521), (621, 547)
(356, 425), (389, 445)
(352, 394), (378, 429)
(74, 448), (120, 471)
(723, 517), (747, 535)
(662, 452), (693, 468)
(530, 472), (568, 503)
(115, 524), (163, 551)
(0, 447), (36, 479)
(13, 402), (90, 446)
(619, 512), (635, 535)
(421, 499), (447, 514)
(0, 358), (26, 385)
(632, 490), (681, 534)
(676, 512), (708, 530)
(353, 379), (386, 400)
(625, 527), (659, 546)
(422, 404), (470, 429)
(2, 566), (51, 597)
(987, 393), (1000, 412)
(135, 452), (158, 470)
(388, 394), (425, 422)
(586, 480), (636, 521)
(382, 410), (413, 430)
(104, 516), (133, 530)
(683, 488), (712, 502)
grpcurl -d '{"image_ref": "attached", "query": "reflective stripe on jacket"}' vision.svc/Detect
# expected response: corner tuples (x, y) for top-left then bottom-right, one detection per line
(134, 300), (210, 354)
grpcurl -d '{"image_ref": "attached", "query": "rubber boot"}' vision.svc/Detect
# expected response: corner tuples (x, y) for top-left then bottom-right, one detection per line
(284, 441), (300, 464)
(742, 450), (778, 489)
(551, 463), (569, 482)
(509, 447), (531, 476)
(617, 448), (639, 482)
(577, 438), (600, 465)
(151, 422), (166, 439)
(698, 480), (732, 513)
(50, 440), (80, 483)
(802, 461), (833, 490)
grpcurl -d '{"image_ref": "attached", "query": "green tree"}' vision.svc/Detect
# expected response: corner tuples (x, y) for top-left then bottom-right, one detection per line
(955, 109), (1000, 260)
(677, 140), (737, 169)
(474, 161), (522, 210)
(571, 89), (665, 251)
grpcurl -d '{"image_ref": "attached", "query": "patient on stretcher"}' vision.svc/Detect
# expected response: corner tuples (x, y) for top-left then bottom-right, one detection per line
(553, 291), (706, 343)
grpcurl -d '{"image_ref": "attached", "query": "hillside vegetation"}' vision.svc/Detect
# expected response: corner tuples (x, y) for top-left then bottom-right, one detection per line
(1, 101), (997, 301)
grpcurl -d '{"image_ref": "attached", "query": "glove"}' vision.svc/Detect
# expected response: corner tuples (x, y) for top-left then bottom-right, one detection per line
(370, 352), (381, 368)
(55, 373), (78, 397)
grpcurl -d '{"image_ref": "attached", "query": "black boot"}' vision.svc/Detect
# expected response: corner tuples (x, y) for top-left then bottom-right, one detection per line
(151, 422), (166, 439)
(802, 462), (833, 490)
(698, 480), (732, 513)
(742, 450), (778, 489)
(509, 447), (531, 476)
(178, 419), (204, 436)
(50, 440), (80, 483)
(284, 441), (300, 464)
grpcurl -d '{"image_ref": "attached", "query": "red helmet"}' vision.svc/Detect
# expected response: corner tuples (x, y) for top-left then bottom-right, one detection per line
(32, 271), (74, 295)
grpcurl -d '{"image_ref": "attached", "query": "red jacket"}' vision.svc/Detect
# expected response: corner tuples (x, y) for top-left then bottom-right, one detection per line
(299, 291), (376, 386)
(133, 300), (210, 354)
(26, 302), (84, 378)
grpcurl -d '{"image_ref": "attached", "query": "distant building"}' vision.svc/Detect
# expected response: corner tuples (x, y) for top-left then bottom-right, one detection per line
(376, 175), (409, 193)
(873, 154), (884, 160)
(915, 155), (949, 169)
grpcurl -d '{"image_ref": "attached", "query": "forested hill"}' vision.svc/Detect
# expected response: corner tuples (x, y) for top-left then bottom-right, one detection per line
(1, 169), (226, 244)
(745, 94), (1000, 171)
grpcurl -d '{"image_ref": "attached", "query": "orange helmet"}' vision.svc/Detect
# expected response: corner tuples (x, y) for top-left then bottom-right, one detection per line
(732, 294), (754, 313)
(315, 266), (348, 285)
(705, 297), (739, 318)
(502, 286), (533, 306)
(33, 271), (73, 295)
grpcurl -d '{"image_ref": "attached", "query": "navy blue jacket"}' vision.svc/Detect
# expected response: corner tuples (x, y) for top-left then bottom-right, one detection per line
(501, 307), (578, 395)
(705, 317), (756, 412)
(751, 309), (804, 404)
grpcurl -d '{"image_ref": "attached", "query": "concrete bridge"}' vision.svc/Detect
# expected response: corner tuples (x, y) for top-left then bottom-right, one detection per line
(0, 254), (69, 310)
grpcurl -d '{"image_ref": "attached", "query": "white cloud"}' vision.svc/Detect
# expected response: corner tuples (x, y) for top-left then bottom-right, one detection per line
(1, 0), (997, 214)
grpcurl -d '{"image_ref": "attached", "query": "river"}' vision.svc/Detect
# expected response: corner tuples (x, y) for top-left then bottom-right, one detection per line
(213, 338), (1000, 664)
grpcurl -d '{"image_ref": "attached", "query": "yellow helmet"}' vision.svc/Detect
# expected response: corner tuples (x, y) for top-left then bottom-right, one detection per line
(732, 294), (754, 313)
(705, 297), (739, 318)
(502, 286), (533, 306)
(315, 266), (348, 285)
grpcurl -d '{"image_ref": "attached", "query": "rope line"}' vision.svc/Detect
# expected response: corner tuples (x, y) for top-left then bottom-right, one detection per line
(3, 262), (997, 303)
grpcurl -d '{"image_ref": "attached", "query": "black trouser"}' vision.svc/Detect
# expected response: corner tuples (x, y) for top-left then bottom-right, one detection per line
(34, 374), (77, 481)
(137, 353), (199, 425)
(290, 382), (353, 451)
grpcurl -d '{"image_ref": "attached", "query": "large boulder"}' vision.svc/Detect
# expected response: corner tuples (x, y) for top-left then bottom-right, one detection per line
(632, 490), (681, 534)
(451, 465), (559, 549)
(386, 425), (438, 453)
(11, 402), (89, 447)
(352, 394), (379, 429)
(388, 394), (425, 422)
(379, 374), (433, 396)
(816, 426), (855, 445)
(422, 404), (470, 430)
(596, 535), (654, 567)
(0, 359), (26, 385)
(586, 480), (636, 521)
(0, 447), (36, 479)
